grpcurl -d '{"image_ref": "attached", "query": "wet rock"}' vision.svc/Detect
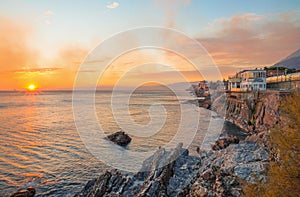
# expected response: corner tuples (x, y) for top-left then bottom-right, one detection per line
(212, 136), (239, 151)
(107, 131), (132, 146)
(10, 187), (35, 197)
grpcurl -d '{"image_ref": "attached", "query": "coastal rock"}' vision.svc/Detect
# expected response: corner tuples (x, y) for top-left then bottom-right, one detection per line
(107, 131), (132, 146)
(204, 141), (270, 183)
(75, 144), (201, 197)
(76, 138), (269, 197)
(245, 131), (279, 162)
(212, 136), (239, 151)
(10, 187), (35, 197)
(188, 166), (241, 197)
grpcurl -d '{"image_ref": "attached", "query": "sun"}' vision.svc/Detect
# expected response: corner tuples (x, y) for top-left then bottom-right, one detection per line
(27, 84), (37, 91)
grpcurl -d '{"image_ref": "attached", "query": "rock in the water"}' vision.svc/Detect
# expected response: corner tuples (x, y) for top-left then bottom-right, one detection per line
(212, 135), (239, 151)
(107, 131), (132, 146)
(10, 187), (35, 197)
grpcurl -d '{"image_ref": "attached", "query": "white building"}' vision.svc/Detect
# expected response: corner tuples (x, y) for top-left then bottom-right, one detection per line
(240, 70), (266, 91)
(228, 76), (241, 92)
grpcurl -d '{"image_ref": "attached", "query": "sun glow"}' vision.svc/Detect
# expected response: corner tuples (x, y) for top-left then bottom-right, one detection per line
(27, 84), (37, 91)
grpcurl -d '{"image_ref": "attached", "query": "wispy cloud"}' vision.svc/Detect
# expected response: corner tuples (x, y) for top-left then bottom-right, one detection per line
(44, 10), (54, 15)
(0, 17), (38, 72)
(197, 11), (300, 74)
(11, 67), (62, 74)
(154, 0), (191, 28)
(106, 2), (119, 9)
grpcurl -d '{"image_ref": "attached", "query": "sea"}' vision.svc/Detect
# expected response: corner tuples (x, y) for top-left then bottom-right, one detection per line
(0, 89), (241, 196)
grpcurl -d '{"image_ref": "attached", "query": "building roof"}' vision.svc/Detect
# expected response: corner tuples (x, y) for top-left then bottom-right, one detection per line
(240, 69), (266, 73)
(228, 77), (241, 82)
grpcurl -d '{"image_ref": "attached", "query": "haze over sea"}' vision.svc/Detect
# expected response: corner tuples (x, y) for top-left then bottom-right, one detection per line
(0, 89), (239, 196)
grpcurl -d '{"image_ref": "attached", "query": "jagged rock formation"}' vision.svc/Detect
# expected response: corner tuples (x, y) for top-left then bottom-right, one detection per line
(75, 139), (270, 197)
(75, 143), (200, 197)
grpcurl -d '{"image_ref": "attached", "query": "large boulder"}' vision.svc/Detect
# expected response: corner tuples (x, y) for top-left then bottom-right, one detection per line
(107, 131), (132, 146)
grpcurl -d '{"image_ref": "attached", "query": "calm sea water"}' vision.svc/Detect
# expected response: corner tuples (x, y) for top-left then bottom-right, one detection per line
(0, 90), (234, 196)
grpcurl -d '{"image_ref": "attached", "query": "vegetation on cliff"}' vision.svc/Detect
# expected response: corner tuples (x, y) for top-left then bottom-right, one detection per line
(243, 90), (300, 196)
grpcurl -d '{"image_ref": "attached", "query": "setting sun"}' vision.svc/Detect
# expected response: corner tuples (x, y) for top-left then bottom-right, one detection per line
(27, 84), (37, 91)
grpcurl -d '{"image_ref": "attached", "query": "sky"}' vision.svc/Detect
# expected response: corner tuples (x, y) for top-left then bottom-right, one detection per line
(0, 0), (300, 90)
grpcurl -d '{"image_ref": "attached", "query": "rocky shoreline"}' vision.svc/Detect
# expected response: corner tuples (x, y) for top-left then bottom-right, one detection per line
(75, 134), (271, 197)
(74, 90), (281, 197)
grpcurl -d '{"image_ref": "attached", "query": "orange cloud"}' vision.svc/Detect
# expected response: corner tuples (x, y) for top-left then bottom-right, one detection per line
(95, 48), (204, 87)
(32, 45), (89, 90)
(0, 17), (89, 90)
(0, 17), (39, 89)
(0, 18), (37, 72)
(198, 11), (300, 77)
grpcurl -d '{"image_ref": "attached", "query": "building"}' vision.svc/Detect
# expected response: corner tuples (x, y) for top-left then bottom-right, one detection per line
(195, 80), (209, 96)
(223, 79), (229, 91)
(266, 69), (285, 77)
(228, 69), (266, 92)
(240, 70), (266, 91)
(228, 72), (242, 92)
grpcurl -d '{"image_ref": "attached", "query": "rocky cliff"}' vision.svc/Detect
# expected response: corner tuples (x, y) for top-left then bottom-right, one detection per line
(212, 92), (283, 133)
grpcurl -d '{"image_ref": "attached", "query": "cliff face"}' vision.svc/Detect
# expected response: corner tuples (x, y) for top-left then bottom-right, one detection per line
(212, 92), (282, 133)
(251, 93), (281, 132)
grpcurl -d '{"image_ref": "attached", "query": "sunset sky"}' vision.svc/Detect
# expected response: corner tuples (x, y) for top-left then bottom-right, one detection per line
(1, 0), (300, 90)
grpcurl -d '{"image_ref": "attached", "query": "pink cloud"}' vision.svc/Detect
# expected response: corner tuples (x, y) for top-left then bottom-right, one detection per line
(197, 11), (300, 74)
(106, 2), (119, 9)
